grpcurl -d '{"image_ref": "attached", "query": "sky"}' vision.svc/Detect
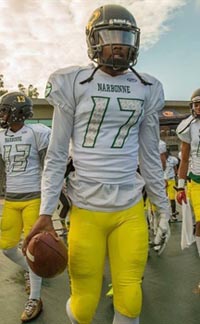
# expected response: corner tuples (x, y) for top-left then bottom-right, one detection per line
(0, 0), (199, 100)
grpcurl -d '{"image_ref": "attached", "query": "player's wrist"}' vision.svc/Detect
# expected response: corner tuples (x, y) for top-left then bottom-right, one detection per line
(178, 178), (185, 188)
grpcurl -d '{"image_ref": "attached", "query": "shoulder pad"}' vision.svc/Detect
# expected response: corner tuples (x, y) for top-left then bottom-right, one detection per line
(26, 123), (51, 133)
(139, 72), (161, 86)
(45, 64), (94, 99)
(50, 64), (93, 78)
(176, 115), (195, 135)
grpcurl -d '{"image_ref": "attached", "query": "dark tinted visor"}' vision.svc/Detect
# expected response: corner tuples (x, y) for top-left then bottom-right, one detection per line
(98, 29), (137, 46)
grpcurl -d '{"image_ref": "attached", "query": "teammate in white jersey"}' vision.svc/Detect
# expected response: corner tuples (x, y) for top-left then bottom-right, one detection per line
(164, 149), (179, 221)
(23, 5), (170, 324)
(159, 139), (167, 170)
(0, 92), (50, 322)
(176, 88), (200, 259)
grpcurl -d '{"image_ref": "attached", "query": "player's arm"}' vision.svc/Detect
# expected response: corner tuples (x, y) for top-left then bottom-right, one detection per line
(173, 164), (178, 176)
(175, 141), (190, 204)
(38, 148), (48, 169)
(39, 72), (75, 217)
(138, 81), (170, 254)
(160, 152), (166, 171)
(178, 141), (190, 180)
(23, 75), (74, 253)
(139, 111), (170, 251)
(40, 107), (73, 215)
(0, 154), (6, 194)
(139, 115), (169, 214)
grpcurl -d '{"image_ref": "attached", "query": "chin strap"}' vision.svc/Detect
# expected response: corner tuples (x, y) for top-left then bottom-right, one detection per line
(80, 64), (152, 86)
(129, 66), (152, 86)
(79, 65), (102, 84)
(0, 121), (9, 128)
(0, 106), (11, 128)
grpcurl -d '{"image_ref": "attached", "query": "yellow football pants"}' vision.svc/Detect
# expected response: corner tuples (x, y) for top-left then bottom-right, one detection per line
(186, 181), (192, 201)
(166, 179), (176, 200)
(68, 199), (148, 324)
(0, 198), (41, 249)
(190, 180), (200, 222)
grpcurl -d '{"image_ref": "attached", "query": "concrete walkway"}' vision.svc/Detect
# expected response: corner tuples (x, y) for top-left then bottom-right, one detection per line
(0, 199), (200, 324)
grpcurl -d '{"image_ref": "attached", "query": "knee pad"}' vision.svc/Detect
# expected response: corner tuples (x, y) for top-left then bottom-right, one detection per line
(113, 310), (139, 324)
(67, 295), (98, 324)
(66, 299), (78, 324)
(114, 282), (142, 318)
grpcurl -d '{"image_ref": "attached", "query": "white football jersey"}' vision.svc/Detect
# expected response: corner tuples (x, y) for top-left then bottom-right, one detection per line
(176, 115), (200, 175)
(0, 124), (50, 193)
(164, 155), (178, 180)
(41, 64), (169, 215)
(178, 150), (192, 174)
(159, 140), (167, 154)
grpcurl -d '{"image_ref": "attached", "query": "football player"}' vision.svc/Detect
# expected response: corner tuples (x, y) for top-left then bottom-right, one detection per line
(164, 149), (179, 221)
(22, 4), (170, 324)
(159, 139), (167, 170)
(0, 92), (50, 322)
(176, 88), (200, 258)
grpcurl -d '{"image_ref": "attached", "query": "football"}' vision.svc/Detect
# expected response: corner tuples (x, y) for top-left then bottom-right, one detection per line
(26, 231), (68, 278)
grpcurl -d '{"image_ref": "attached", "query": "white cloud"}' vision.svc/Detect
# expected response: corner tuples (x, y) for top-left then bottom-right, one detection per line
(0, 0), (187, 96)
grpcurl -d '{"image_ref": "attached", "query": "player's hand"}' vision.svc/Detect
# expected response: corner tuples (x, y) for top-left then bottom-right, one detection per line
(176, 189), (187, 205)
(154, 213), (170, 255)
(174, 180), (187, 205)
(22, 215), (55, 255)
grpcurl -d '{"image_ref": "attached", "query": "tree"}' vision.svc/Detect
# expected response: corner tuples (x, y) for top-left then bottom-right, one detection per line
(27, 84), (39, 98)
(0, 74), (8, 97)
(18, 83), (39, 98)
(0, 74), (40, 98)
(18, 83), (26, 94)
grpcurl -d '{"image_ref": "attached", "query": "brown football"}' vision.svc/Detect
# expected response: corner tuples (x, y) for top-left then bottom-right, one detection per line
(26, 231), (68, 278)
